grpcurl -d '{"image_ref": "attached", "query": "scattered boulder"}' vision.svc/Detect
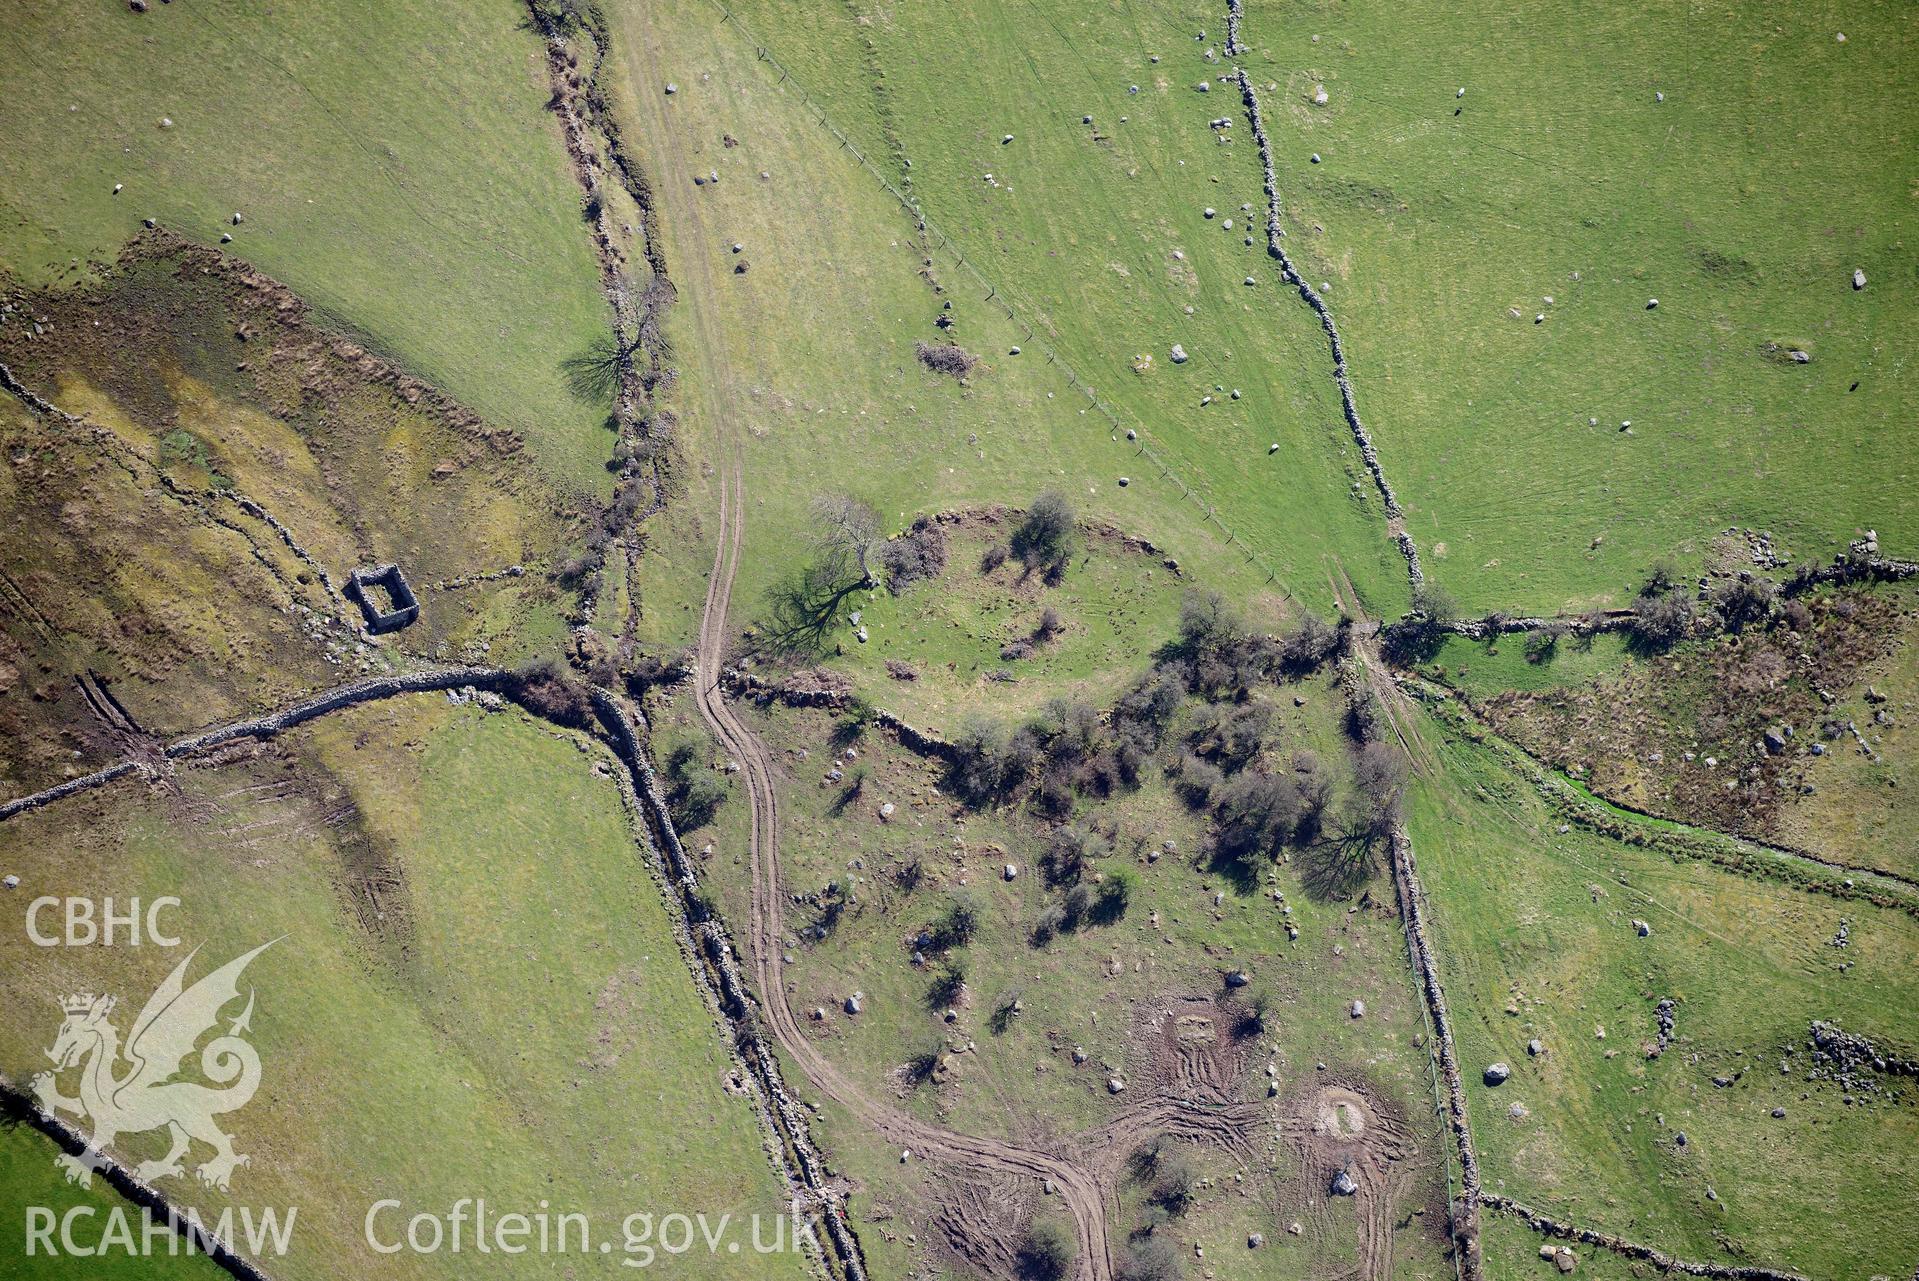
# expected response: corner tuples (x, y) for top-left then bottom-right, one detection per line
(1484, 1062), (1512, 1086)
(878, 801), (896, 821)
(1107, 1076), (1126, 1094)
(1853, 268), (1867, 291)
(844, 993), (863, 1015)
(1330, 1169), (1359, 1196)
(1170, 344), (1189, 363)
(1526, 1038), (1543, 1057)
(1633, 919), (1652, 937)
(1225, 969), (1250, 988)
(1003, 862), (1019, 881)
(1350, 999), (1365, 1018)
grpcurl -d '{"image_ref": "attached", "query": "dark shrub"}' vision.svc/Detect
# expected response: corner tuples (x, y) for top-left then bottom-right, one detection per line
(1710, 574), (1778, 633)
(1279, 612), (1340, 674)
(878, 515), (948, 592)
(1011, 491), (1075, 568)
(1117, 1236), (1182, 1281)
(1631, 588), (1695, 652)
(1015, 1222), (1073, 1281)
(1176, 753), (1224, 808)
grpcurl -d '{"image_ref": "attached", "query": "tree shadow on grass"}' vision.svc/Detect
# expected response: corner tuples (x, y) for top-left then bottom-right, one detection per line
(1204, 842), (1262, 897)
(1296, 832), (1380, 903)
(749, 559), (866, 659)
(560, 334), (632, 406)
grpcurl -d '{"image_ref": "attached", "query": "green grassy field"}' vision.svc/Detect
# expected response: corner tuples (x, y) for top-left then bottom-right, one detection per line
(2, 3), (1914, 1279)
(607, 0), (1403, 656)
(1242, 0), (1917, 613)
(791, 514), (1194, 725)
(0, 699), (805, 1280)
(1411, 708), (1919, 1278)
(1476, 1215), (1643, 1281)
(0, 1123), (227, 1280)
(0, 0), (611, 493)
(1427, 631), (1635, 699)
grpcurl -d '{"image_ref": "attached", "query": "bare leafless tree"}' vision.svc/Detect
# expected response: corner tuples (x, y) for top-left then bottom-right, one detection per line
(811, 493), (882, 587)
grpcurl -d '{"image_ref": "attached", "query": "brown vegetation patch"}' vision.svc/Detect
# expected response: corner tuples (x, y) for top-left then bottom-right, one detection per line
(0, 236), (577, 795)
(1482, 585), (1913, 838)
(914, 340), (977, 379)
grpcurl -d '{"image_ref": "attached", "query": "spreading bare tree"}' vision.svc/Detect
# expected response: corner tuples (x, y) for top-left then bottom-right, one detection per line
(811, 493), (882, 587)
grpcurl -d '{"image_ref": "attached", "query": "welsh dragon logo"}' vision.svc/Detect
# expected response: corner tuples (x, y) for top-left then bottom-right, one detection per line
(31, 940), (277, 1192)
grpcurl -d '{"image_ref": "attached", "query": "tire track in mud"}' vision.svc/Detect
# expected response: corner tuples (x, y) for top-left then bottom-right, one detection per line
(691, 459), (1116, 1280)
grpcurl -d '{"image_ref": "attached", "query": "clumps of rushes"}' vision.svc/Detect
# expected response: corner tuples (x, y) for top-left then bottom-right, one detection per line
(878, 514), (948, 592)
(915, 340), (977, 379)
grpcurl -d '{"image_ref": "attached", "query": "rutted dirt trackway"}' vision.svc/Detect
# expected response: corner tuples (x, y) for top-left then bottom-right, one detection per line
(612, 9), (1121, 1270)
(690, 458), (1117, 1280)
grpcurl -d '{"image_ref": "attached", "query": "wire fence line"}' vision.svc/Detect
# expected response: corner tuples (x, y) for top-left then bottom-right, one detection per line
(697, 0), (1299, 592)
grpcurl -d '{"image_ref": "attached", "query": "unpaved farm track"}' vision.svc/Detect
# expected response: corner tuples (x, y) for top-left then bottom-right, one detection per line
(689, 458), (1116, 1280)
(617, 7), (1115, 1269)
